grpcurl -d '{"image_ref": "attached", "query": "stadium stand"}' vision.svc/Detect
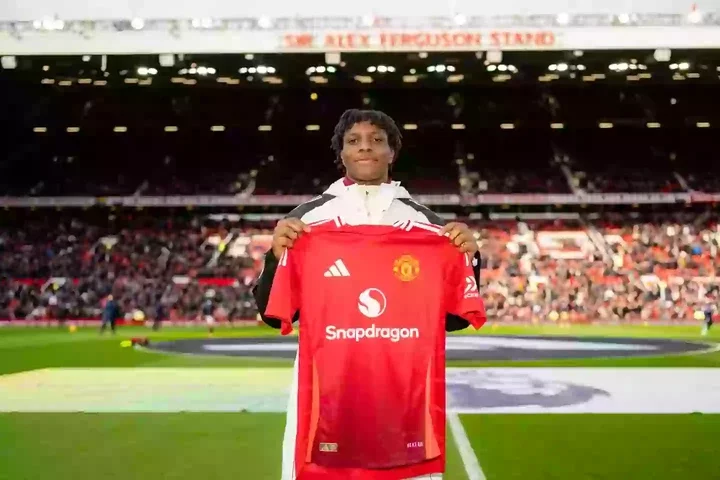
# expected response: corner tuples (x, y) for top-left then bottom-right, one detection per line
(1, 51), (719, 325)
(3, 54), (720, 197)
(1, 211), (718, 323)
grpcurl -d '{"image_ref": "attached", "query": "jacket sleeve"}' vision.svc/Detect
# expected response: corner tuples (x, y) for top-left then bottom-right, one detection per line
(445, 251), (482, 332)
(252, 249), (300, 329)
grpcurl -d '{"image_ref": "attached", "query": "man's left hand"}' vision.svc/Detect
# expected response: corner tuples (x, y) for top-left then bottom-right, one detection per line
(440, 222), (478, 255)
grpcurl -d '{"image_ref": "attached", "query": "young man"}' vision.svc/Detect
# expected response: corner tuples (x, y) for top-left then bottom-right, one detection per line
(152, 295), (166, 331)
(201, 297), (216, 336)
(99, 294), (120, 335)
(701, 300), (715, 336)
(253, 109), (481, 480)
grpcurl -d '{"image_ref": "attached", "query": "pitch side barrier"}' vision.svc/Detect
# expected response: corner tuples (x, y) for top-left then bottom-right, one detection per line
(1, 192), (720, 208)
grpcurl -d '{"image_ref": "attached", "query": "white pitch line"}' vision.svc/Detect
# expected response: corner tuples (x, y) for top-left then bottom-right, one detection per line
(447, 412), (487, 480)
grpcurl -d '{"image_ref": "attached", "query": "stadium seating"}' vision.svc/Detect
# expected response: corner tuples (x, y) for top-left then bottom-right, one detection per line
(2, 76), (720, 196)
(1, 212), (717, 323)
(1, 54), (719, 325)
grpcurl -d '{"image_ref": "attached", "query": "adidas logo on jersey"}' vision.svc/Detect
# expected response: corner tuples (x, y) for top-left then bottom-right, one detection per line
(324, 259), (351, 277)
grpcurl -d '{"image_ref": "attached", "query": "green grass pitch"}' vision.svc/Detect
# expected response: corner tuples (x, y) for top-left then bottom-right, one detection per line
(0, 324), (718, 480)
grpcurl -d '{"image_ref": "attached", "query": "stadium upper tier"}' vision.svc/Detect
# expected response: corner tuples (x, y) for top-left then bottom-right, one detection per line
(2, 51), (720, 197)
(1, 212), (717, 323)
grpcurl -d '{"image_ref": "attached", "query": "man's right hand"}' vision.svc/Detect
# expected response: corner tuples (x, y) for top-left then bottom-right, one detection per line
(271, 218), (311, 258)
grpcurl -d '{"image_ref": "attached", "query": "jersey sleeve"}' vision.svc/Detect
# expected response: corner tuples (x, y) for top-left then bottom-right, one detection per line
(264, 248), (300, 335)
(447, 251), (487, 329)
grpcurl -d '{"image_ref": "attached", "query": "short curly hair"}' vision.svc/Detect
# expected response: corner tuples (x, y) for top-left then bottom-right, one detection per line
(330, 109), (403, 171)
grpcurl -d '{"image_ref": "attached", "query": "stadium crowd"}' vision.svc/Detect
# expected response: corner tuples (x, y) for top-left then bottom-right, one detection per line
(481, 216), (719, 323)
(1, 213), (717, 324)
(0, 214), (258, 323)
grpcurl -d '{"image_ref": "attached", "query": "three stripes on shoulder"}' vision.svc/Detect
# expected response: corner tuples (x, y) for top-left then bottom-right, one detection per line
(324, 259), (351, 277)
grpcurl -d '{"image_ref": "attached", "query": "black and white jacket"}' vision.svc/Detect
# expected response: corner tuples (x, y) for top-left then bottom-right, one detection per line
(252, 178), (481, 332)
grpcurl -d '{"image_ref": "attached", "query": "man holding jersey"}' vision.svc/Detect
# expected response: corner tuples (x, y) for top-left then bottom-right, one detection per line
(253, 109), (483, 480)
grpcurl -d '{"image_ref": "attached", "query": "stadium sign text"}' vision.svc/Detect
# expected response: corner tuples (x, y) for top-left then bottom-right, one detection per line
(5, 25), (720, 54)
(283, 30), (557, 50)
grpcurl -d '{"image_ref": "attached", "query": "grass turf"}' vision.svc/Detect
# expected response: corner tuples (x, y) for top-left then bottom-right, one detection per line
(2, 413), (718, 480)
(0, 412), (471, 480)
(1, 324), (719, 376)
(464, 414), (720, 480)
(1, 324), (719, 480)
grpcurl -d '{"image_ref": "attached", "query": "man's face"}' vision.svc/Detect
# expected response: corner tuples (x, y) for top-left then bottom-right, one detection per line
(341, 121), (394, 184)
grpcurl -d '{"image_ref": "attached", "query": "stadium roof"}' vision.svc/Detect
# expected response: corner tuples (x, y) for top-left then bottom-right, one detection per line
(4, 50), (720, 88)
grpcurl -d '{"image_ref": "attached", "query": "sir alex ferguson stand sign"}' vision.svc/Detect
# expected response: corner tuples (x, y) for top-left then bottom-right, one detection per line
(282, 30), (558, 51)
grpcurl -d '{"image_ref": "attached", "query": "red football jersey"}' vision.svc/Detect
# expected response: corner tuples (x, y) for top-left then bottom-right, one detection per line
(265, 220), (486, 480)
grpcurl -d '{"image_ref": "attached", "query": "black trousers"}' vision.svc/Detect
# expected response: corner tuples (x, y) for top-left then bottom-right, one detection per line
(100, 318), (116, 333)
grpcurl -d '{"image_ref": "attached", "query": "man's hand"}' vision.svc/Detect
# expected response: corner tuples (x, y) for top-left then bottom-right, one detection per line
(440, 222), (479, 255)
(272, 218), (311, 258)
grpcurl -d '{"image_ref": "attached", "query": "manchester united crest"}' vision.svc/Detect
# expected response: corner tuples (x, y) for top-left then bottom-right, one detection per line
(393, 255), (420, 282)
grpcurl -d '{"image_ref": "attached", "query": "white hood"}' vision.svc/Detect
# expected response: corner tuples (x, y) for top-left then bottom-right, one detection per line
(319, 178), (414, 225)
(323, 178), (412, 199)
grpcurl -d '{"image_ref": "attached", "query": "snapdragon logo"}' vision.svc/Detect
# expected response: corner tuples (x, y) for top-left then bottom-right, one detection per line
(326, 325), (420, 342)
(326, 287), (419, 342)
(357, 288), (387, 318)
